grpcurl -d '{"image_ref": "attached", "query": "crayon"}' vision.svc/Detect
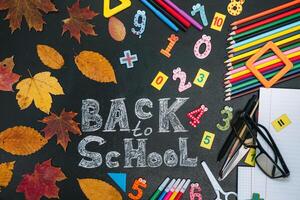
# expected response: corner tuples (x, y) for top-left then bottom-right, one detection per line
(169, 179), (186, 200)
(158, 179), (176, 200)
(174, 179), (190, 200)
(140, 0), (179, 32)
(150, 177), (171, 200)
(163, 179), (181, 200)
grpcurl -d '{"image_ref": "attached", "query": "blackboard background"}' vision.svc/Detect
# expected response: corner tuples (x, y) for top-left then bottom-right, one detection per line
(0, 0), (299, 199)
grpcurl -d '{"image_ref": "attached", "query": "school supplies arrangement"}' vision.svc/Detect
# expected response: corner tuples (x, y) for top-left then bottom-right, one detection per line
(238, 88), (300, 200)
(224, 0), (300, 101)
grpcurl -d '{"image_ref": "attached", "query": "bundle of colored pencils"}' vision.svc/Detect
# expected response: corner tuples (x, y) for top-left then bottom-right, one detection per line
(224, 0), (300, 101)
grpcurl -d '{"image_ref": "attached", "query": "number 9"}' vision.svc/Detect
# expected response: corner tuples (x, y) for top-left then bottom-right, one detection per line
(131, 10), (147, 38)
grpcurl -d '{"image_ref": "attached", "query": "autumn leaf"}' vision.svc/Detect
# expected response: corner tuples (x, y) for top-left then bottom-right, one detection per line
(0, 0), (57, 32)
(0, 126), (47, 155)
(0, 161), (15, 191)
(16, 71), (64, 114)
(78, 178), (122, 200)
(0, 56), (20, 91)
(109, 16), (126, 42)
(75, 51), (117, 83)
(62, 0), (98, 43)
(37, 45), (64, 69)
(40, 109), (81, 151)
(17, 159), (66, 200)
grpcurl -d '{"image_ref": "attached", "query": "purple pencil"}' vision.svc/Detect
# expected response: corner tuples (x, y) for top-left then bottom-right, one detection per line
(164, 0), (203, 30)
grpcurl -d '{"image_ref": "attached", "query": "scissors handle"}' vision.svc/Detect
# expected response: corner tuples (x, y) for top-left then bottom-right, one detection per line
(224, 191), (237, 200)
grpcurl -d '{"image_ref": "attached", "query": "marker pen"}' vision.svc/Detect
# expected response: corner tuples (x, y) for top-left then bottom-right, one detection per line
(169, 179), (186, 200)
(150, 177), (170, 200)
(157, 179), (176, 200)
(174, 179), (191, 200)
(163, 178), (181, 200)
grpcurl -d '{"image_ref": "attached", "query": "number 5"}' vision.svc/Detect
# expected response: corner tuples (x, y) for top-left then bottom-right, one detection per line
(128, 178), (147, 200)
(204, 135), (211, 144)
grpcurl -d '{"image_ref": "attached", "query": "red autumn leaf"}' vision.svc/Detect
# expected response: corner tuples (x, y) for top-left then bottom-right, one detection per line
(16, 159), (66, 200)
(0, 0), (57, 32)
(40, 109), (81, 151)
(62, 0), (98, 43)
(0, 56), (20, 91)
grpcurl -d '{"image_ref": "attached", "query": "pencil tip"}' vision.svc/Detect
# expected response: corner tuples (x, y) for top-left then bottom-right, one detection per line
(232, 26), (237, 30)
(225, 71), (231, 76)
(224, 80), (230, 85)
(228, 49), (234, 54)
(225, 97), (231, 101)
(225, 59), (230, 63)
(229, 31), (235, 36)
(225, 92), (231, 97)
(225, 76), (231, 80)
(228, 67), (233, 71)
(226, 63), (232, 67)
(227, 45), (233, 49)
(225, 88), (231, 92)
(227, 37), (233, 41)
(225, 84), (231, 88)
(230, 40), (235, 45)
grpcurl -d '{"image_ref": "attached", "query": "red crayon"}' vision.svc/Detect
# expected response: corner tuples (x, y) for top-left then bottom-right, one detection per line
(154, 0), (191, 28)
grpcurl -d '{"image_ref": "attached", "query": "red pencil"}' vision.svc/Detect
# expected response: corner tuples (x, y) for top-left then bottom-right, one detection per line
(154, 0), (191, 28)
(232, 8), (300, 33)
(226, 56), (300, 84)
(230, 0), (300, 26)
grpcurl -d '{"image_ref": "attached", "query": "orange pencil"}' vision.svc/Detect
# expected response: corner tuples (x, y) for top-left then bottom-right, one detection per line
(230, 0), (300, 26)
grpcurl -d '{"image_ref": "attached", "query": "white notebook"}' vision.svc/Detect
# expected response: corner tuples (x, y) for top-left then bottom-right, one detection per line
(238, 88), (300, 200)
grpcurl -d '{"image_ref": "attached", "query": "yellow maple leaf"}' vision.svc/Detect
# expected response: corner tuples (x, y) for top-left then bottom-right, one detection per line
(78, 178), (122, 200)
(16, 72), (64, 114)
(0, 126), (47, 156)
(0, 161), (15, 191)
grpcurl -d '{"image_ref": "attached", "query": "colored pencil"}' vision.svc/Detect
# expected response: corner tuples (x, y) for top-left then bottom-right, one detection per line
(150, 177), (170, 200)
(229, 16), (300, 43)
(228, 30), (300, 55)
(224, 34), (300, 63)
(227, 25), (300, 51)
(154, 0), (191, 28)
(140, 0), (179, 31)
(164, 0), (203, 30)
(226, 46), (300, 75)
(231, 8), (300, 33)
(163, 179), (181, 200)
(230, 0), (300, 26)
(227, 40), (300, 66)
(158, 179), (176, 200)
(169, 179), (186, 200)
(173, 179), (190, 200)
(225, 72), (300, 101)
(225, 52), (300, 80)
(225, 62), (300, 89)
(227, 42), (300, 68)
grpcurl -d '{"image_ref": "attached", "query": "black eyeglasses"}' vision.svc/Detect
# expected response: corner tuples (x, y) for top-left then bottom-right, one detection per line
(234, 111), (290, 179)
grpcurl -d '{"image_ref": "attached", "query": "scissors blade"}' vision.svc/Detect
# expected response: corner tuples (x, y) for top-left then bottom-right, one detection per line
(201, 161), (223, 194)
(218, 143), (250, 181)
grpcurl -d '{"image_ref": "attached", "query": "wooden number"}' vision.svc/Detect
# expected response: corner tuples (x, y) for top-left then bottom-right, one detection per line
(131, 10), (147, 38)
(200, 131), (215, 150)
(151, 71), (169, 91)
(193, 68), (209, 88)
(172, 67), (192, 92)
(190, 183), (202, 200)
(210, 12), (226, 31)
(128, 178), (147, 200)
(245, 148), (256, 166)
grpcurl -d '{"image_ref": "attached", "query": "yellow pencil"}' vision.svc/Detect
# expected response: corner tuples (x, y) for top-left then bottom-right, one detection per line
(224, 34), (300, 63)
(225, 51), (300, 80)
(229, 26), (300, 52)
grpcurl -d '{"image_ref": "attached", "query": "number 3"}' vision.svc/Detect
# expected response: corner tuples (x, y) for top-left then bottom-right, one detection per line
(197, 73), (205, 83)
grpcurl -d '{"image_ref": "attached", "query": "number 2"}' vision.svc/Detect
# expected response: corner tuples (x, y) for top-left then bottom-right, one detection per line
(173, 67), (192, 92)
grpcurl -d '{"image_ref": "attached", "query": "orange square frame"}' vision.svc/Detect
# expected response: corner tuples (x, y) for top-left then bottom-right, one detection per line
(246, 41), (293, 88)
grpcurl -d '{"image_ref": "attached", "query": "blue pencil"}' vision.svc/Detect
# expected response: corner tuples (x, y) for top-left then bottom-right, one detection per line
(230, 21), (300, 48)
(157, 178), (176, 200)
(140, 0), (179, 32)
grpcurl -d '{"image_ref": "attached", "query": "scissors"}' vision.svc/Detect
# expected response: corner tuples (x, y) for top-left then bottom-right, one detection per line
(201, 161), (237, 200)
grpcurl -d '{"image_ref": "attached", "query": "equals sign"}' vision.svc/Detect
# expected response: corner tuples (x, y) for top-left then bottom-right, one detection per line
(278, 119), (285, 127)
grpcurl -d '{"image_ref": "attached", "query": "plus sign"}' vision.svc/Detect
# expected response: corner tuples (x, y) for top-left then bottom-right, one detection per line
(119, 50), (138, 68)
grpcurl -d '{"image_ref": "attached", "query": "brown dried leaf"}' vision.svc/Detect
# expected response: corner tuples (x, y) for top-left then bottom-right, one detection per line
(75, 51), (117, 83)
(37, 45), (64, 69)
(0, 126), (47, 155)
(108, 16), (126, 42)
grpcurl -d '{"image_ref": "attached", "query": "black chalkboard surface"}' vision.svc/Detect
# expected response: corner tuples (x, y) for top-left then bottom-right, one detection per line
(0, 0), (299, 199)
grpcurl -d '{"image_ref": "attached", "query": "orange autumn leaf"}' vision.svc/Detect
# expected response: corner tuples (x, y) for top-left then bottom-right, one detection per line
(37, 45), (64, 70)
(78, 178), (122, 200)
(108, 16), (126, 42)
(16, 71), (64, 114)
(0, 126), (47, 156)
(0, 161), (15, 191)
(40, 109), (81, 151)
(17, 159), (66, 200)
(75, 51), (117, 83)
(0, 0), (57, 32)
(62, 0), (98, 43)
(0, 56), (20, 91)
